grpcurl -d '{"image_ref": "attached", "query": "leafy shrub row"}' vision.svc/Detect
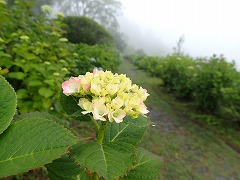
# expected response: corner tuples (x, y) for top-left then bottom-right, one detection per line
(0, 1), (121, 113)
(125, 54), (240, 123)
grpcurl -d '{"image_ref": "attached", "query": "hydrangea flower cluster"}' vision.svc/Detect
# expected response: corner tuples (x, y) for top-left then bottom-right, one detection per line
(62, 69), (149, 123)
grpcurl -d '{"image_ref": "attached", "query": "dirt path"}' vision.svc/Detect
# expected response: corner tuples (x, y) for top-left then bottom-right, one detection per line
(118, 60), (240, 180)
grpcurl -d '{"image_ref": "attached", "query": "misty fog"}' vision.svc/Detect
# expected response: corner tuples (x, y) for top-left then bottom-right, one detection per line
(117, 0), (240, 67)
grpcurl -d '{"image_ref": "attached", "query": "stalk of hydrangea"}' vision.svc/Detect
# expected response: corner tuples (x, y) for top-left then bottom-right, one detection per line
(62, 69), (149, 144)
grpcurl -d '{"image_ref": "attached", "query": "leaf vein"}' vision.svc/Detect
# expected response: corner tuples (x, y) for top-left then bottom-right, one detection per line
(110, 125), (128, 142)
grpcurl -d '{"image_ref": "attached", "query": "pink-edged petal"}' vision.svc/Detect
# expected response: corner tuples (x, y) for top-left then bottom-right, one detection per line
(83, 84), (91, 92)
(93, 68), (99, 74)
(62, 77), (81, 95)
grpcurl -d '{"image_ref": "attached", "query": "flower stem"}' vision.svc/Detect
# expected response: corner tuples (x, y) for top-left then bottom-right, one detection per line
(97, 121), (107, 144)
(91, 116), (100, 130)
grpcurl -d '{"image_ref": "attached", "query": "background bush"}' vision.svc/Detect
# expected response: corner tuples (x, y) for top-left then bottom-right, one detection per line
(125, 54), (240, 124)
(62, 16), (114, 46)
(74, 43), (121, 73)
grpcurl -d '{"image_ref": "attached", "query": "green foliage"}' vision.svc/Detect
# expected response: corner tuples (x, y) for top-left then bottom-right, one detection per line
(0, 1), (121, 113)
(0, 1), (75, 113)
(192, 56), (237, 111)
(159, 55), (195, 99)
(126, 54), (240, 124)
(63, 16), (114, 46)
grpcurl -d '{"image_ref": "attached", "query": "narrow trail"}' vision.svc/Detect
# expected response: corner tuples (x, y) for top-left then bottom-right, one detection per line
(118, 60), (240, 180)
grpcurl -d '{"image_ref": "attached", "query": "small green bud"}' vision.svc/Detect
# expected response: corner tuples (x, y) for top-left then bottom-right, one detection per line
(53, 72), (60, 76)
(61, 68), (68, 72)
(44, 61), (51, 65)
(20, 35), (30, 41)
(59, 38), (68, 43)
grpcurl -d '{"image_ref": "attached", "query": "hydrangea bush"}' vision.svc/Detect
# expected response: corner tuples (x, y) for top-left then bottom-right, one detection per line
(0, 71), (161, 179)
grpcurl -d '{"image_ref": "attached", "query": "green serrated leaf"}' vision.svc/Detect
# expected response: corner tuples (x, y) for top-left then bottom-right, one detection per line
(0, 75), (17, 135)
(0, 116), (78, 178)
(14, 112), (62, 123)
(104, 116), (150, 146)
(38, 87), (54, 98)
(14, 112), (74, 135)
(46, 154), (88, 180)
(59, 93), (80, 115)
(122, 148), (162, 180)
(71, 142), (135, 180)
(59, 93), (88, 122)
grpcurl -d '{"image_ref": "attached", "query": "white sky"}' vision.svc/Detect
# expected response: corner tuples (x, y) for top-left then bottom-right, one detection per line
(118, 0), (240, 65)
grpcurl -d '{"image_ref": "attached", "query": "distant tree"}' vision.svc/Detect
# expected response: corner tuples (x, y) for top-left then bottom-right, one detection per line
(173, 34), (185, 55)
(135, 49), (146, 56)
(6, 0), (56, 15)
(62, 16), (114, 46)
(57, 0), (122, 29)
(110, 30), (127, 52)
